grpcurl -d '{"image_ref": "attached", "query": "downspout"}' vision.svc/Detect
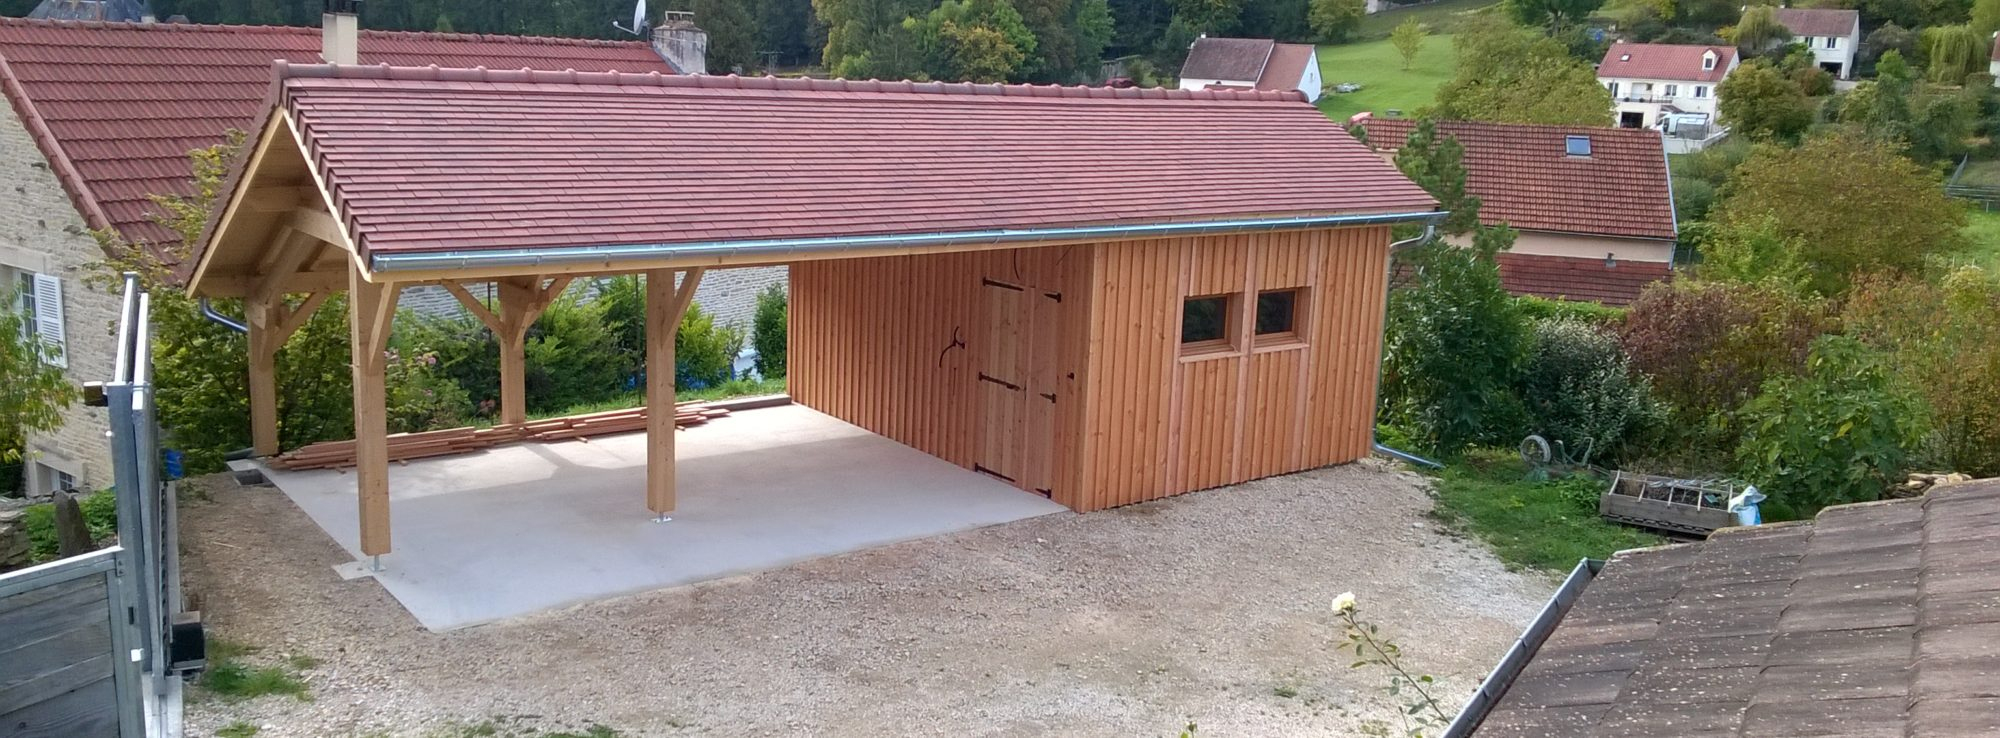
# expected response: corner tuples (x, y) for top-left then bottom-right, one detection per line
(1372, 224), (1444, 469)
(197, 298), (255, 461)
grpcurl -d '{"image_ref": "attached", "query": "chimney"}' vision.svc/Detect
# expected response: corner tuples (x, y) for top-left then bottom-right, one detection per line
(322, 0), (361, 66)
(651, 10), (708, 75)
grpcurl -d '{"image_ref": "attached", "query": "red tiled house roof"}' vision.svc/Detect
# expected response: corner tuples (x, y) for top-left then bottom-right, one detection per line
(0, 18), (671, 249)
(1495, 252), (1670, 306)
(1359, 118), (1676, 240)
(251, 65), (1434, 264)
(1180, 37), (1314, 90)
(1597, 42), (1734, 83)
(1772, 8), (1859, 38)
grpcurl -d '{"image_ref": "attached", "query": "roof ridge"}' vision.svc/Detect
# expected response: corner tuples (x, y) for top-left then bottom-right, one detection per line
(0, 16), (648, 48)
(274, 63), (1310, 103)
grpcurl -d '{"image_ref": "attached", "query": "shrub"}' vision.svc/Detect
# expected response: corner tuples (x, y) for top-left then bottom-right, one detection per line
(1513, 295), (1625, 327)
(1618, 280), (1828, 462)
(383, 348), (475, 434)
(394, 311), (499, 417)
(677, 303), (746, 389)
(595, 275), (647, 377)
(273, 294), (356, 449)
(20, 489), (116, 563)
(524, 290), (629, 414)
(1843, 268), (2000, 476)
(752, 283), (788, 379)
(1380, 240), (1531, 456)
(1736, 336), (1925, 516)
(1517, 319), (1660, 463)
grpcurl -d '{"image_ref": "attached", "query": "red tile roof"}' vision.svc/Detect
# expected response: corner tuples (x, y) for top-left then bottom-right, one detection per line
(266, 65), (1434, 261)
(1496, 252), (1670, 306)
(1772, 8), (1859, 38)
(1597, 42), (1734, 83)
(0, 18), (670, 248)
(1255, 43), (1315, 90)
(1359, 118), (1676, 240)
(1180, 37), (1276, 82)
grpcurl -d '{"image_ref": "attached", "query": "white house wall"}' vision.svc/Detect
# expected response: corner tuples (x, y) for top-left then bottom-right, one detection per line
(1600, 70), (1731, 128)
(0, 105), (117, 495)
(1299, 51), (1323, 103)
(1790, 27), (1860, 79)
(1445, 231), (1675, 264)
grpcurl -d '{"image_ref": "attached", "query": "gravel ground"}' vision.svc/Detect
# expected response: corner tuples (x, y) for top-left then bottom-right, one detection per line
(180, 459), (1555, 737)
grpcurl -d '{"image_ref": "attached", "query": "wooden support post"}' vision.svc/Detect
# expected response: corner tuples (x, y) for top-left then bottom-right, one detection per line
(246, 300), (281, 457)
(348, 270), (399, 558)
(646, 267), (704, 517)
(444, 277), (570, 426)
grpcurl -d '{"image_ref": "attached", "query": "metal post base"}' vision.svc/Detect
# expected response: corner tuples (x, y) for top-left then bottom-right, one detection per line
(653, 514), (673, 523)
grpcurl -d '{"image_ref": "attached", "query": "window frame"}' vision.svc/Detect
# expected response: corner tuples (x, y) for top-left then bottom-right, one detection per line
(1252, 288), (1308, 348)
(1179, 293), (1239, 357)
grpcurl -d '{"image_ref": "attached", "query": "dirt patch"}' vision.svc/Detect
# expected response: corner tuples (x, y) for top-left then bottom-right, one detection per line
(180, 460), (1554, 737)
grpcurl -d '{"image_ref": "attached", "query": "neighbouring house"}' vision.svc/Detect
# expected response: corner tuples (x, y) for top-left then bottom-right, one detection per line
(1774, 7), (1860, 79)
(1177, 36), (1322, 102)
(1597, 43), (1737, 131)
(1451, 479), (2000, 737)
(1358, 118), (1677, 305)
(189, 65), (1437, 561)
(0, 10), (784, 497)
(26, 0), (152, 22)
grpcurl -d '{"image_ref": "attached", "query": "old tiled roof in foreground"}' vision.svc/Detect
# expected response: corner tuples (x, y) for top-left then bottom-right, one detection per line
(1497, 253), (1671, 307)
(1360, 118), (1676, 241)
(1476, 479), (2000, 737)
(273, 65), (1435, 259)
(0, 18), (669, 247)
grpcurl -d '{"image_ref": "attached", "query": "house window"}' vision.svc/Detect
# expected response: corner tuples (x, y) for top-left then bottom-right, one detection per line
(1606, 81), (1619, 97)
(15, 272), (35, 342)
(1702, 52), (1716, 71)
(1254, 289), (1303, 344)
(1565, 135), (1592, 157)
(1663, 84), (1678, 97)
(1694, 85), (1708, 98)
(1825, 36), (1837, 49)
(1181, 295), (1234, 354)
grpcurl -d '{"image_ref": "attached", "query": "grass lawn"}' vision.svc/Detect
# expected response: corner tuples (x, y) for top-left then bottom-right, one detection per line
(1356, 0), (1500, 38)
(1957, 207), (2000, 271)
(1426, 449), (1667, 572)
(1953, 159), (2000, 188)
(1315, 35), (1458, 122)
(526, 376), (787, 421)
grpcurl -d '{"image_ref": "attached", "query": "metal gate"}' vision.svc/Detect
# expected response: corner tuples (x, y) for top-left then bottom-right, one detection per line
(0, 275), (193, 737)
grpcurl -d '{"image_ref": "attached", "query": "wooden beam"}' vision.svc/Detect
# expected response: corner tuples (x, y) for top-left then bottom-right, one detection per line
(274, 291), (330, 342)
(441, 281), (504, 334)
(246, 299), (281, 457)
(286, 207), (346, 250)
(349, 269), (400, 557)
(252, 232), (320, 305)
(645, 268), (704, 516)
(238, 186), (321, 213)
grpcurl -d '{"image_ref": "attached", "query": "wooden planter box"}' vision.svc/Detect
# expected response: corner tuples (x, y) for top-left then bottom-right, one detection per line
(1598, 471), (1734, 537)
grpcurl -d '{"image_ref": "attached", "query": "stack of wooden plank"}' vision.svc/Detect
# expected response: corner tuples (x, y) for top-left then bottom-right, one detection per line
(267, 401), (729, 471)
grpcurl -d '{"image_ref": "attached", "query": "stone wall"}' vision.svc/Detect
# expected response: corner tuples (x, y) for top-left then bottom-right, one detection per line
(0, 107), (116, 495)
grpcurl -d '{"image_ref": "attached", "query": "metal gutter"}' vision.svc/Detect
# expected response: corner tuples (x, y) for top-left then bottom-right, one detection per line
(367, 211), (1446, 273)
(1441, 557), (1604, 738)
(198, 298), (248, 334)
(1371, 223), (1444, 469)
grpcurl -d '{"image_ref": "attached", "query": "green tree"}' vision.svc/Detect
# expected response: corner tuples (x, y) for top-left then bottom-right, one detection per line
(1504, 0), (1606, 30)
(912, 0), (1040, 81)
(1713, 132), (1967, 296)
(1729, 5), (1792, 53)
(0, 293), (75, 464)
(1380, 236), (1530, 457)
(815, 0), (930, 79)
(1717, 60), (1815, 141)
(1308, 0), (1366, 43)
(1391, 119), (1482, 236)
(752, 284), (789, 378)
(1975, 0), (2000, 37)
(684, 0), (759, 73)
(1169, 0), (1243, 33)
(1921, 24), (1986, 84)
(1737, 335), (1924, 516)
(1389, 18), (1428, 70)
(1428, 22), (1612, 125)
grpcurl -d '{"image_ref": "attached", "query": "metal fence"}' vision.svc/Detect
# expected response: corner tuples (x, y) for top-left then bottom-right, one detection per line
(0, 274), (190, 737)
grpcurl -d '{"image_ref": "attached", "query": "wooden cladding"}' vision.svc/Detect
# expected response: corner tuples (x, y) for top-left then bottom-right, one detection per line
(790, 226), (1391, 514)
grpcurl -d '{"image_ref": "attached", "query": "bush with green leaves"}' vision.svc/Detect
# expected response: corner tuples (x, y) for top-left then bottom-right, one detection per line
(19, 489), (117, 562)
(1618, 280), (1828, 466)
(1513, 295), (1625, 327)
(524, 290), (629, 414)
(1843, 268), (2000, 477)
(1380, 238), (1531, 457)
(1517, 319), (1660, 464)
(752, 283), (787, 379)
(393, 310), (499, 416)
(383, 348), (475, 434)
(676, 303), (746, 389)
(1736, 335), (1925, 515)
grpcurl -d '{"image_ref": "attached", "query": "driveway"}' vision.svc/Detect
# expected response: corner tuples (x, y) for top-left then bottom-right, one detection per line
(180, 460), (1555, 737)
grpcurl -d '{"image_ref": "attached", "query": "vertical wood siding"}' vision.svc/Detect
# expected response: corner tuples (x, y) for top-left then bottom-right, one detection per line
(790, 226), (1390, 514)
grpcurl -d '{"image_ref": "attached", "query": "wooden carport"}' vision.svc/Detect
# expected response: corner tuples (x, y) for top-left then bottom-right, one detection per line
(188, 64), (1437, 565)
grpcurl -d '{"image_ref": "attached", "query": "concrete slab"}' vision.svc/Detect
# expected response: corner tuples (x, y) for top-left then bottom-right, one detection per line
(260, 404), (1067, 631)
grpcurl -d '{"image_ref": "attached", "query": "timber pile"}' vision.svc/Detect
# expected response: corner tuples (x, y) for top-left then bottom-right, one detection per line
(267, 402), (730, 471)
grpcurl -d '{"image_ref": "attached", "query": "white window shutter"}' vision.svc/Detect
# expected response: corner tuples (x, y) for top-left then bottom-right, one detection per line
(31, 273), (64, 368)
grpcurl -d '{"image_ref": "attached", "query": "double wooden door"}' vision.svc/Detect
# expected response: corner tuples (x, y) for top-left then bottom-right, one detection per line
(974, 276), (1061, 497)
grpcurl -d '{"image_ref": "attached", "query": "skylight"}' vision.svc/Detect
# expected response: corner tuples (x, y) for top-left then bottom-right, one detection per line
(1565, 135), (1592, 157)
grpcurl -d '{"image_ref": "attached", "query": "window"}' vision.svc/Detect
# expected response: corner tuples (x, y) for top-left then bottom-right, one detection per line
(1825, 36), (1837, 49)
(15, 272), (35, 341)
(1254, 289), (1303, 344)
(1565, 135), (1592, 157)
(1702, 51), (1716, 71)
(1181, 295), (1233, 353)
(1605, 81), (1619, 97)
(1663, 83), (1678, 97)
(1693, 85), (1708, 98)
(12, 271), (64, 367)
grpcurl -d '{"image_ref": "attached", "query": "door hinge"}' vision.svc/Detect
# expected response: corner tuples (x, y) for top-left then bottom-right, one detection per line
(977, 372), (1023, 391)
